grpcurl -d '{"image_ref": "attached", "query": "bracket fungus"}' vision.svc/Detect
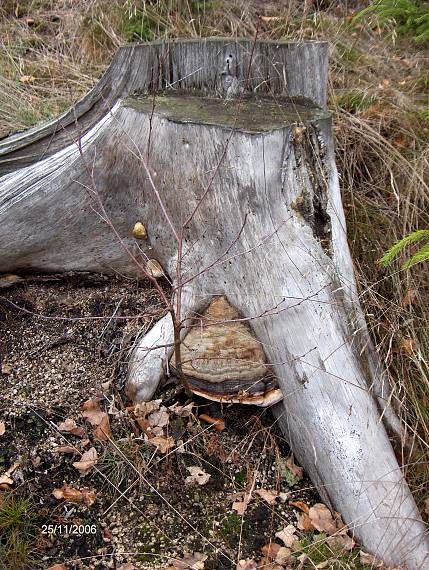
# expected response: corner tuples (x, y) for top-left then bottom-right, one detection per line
(172, 297), (283, 406)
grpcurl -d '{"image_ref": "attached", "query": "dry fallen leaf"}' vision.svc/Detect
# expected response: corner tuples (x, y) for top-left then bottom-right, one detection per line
(258, 557), (284, 570)
(103, 527), (113, 541)
(308, 503), (337, 535)
(148, 409), (169, 429)
(58, 418), (85, 437)
(150, 435), (175, 454)
(0, 274), (24, 290)
(101, 380), (112, 392)
(47, 565), (67, 570)
(333, 511), (348, 534)
(296, 512), (315, 531)
(261, 542), (282, 560)
(393, 135), (408, 148)
(135, 417), (150, 433)
(232, 500), (247, 516)
(0, 475), (14, 487)
(255, 488), (278, 505)
(230, 495), (245, 515)
(146, 259), (165, 278)
(399, 337), (416, 356)
(0, 461), (20, 487)
(327, 534), (355, 552)
(275, 524), (298, 548)
(260, 543), (292, 566)
(286, 454), (303, 480)
(276, 547), (293, 566)
(134, 400), (162, 417)
(93, 413), (111, 441)
(52, 487), (82, 502)
(170, 552), (207, 569)
(72, 447), (98, 475)
(52, 485), (97, 506)
(289, 500), (309, 514)
(0, 421), (5, 436)
(231, 491), (252, 515)
(199, 413), (225, 432)
(82, 398), (101, 410)
(52, 446), (77, 454)
(168, 402), (194, 417)
(359, 551), (385, 568)
(236, 560), (258, 570)
(78, 487), (98, 506)
(185, 466), (211, 486)
(278, 491), (290, 503)
(80, 399), (111, 441)
(81, 407), (106, 426)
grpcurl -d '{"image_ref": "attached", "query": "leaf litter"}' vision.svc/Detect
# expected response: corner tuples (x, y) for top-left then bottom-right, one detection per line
(1, 275), (371, 568)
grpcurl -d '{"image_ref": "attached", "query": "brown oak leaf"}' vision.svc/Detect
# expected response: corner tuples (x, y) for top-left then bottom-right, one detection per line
(255, 488), (278, 505)
(72, 447), (97, 475)
(185, 466), (211, 486)
(275, 524), (298, 548)
(150, 435), (175, 454)
(57, 418), (85, 437)
(308, 503), (337, 535)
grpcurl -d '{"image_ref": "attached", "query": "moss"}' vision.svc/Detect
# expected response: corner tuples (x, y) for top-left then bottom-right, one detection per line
(220, 512), (242, 535)
(137, 523), (163, 565)
(219, 513), (249, 547)
(124, 93), (330, 133)
(234, 468), (246, 485)
(295, 533), (367, 569)
(276, 457), (300, 487)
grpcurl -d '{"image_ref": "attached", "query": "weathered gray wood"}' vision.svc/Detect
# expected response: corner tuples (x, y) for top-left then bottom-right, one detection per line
(0, 39), (427, 568)
(0, 38), (328, 175)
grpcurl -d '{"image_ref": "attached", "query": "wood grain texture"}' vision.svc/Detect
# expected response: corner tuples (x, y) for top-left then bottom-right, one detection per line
(0, 39), (427, 567)
(126, 313), (174, 402)
(0, 38), (328, 175)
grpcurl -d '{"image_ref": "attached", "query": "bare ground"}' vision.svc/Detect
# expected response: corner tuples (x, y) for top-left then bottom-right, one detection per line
(0, 276), (329, 569)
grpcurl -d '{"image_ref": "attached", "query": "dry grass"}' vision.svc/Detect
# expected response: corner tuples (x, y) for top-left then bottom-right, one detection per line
(0, 0), (428, 512)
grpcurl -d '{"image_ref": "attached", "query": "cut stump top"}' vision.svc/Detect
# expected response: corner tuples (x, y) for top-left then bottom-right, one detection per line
(125, 94), (330, 133)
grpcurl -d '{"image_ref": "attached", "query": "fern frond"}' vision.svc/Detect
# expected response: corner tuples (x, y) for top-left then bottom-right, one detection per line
(353, 0), (429, 43)
(402, 242), (429, 268)
(380, 229), (429, 266)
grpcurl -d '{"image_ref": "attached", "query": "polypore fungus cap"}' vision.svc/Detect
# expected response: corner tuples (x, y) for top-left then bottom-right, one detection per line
(172, 296), (283, 407)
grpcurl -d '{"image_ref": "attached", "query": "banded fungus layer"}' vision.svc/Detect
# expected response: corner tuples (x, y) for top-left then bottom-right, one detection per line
(172, 297), (283, 407)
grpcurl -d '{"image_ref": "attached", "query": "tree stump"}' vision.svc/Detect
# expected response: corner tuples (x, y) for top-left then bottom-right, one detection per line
(0, 39), (427, 568)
